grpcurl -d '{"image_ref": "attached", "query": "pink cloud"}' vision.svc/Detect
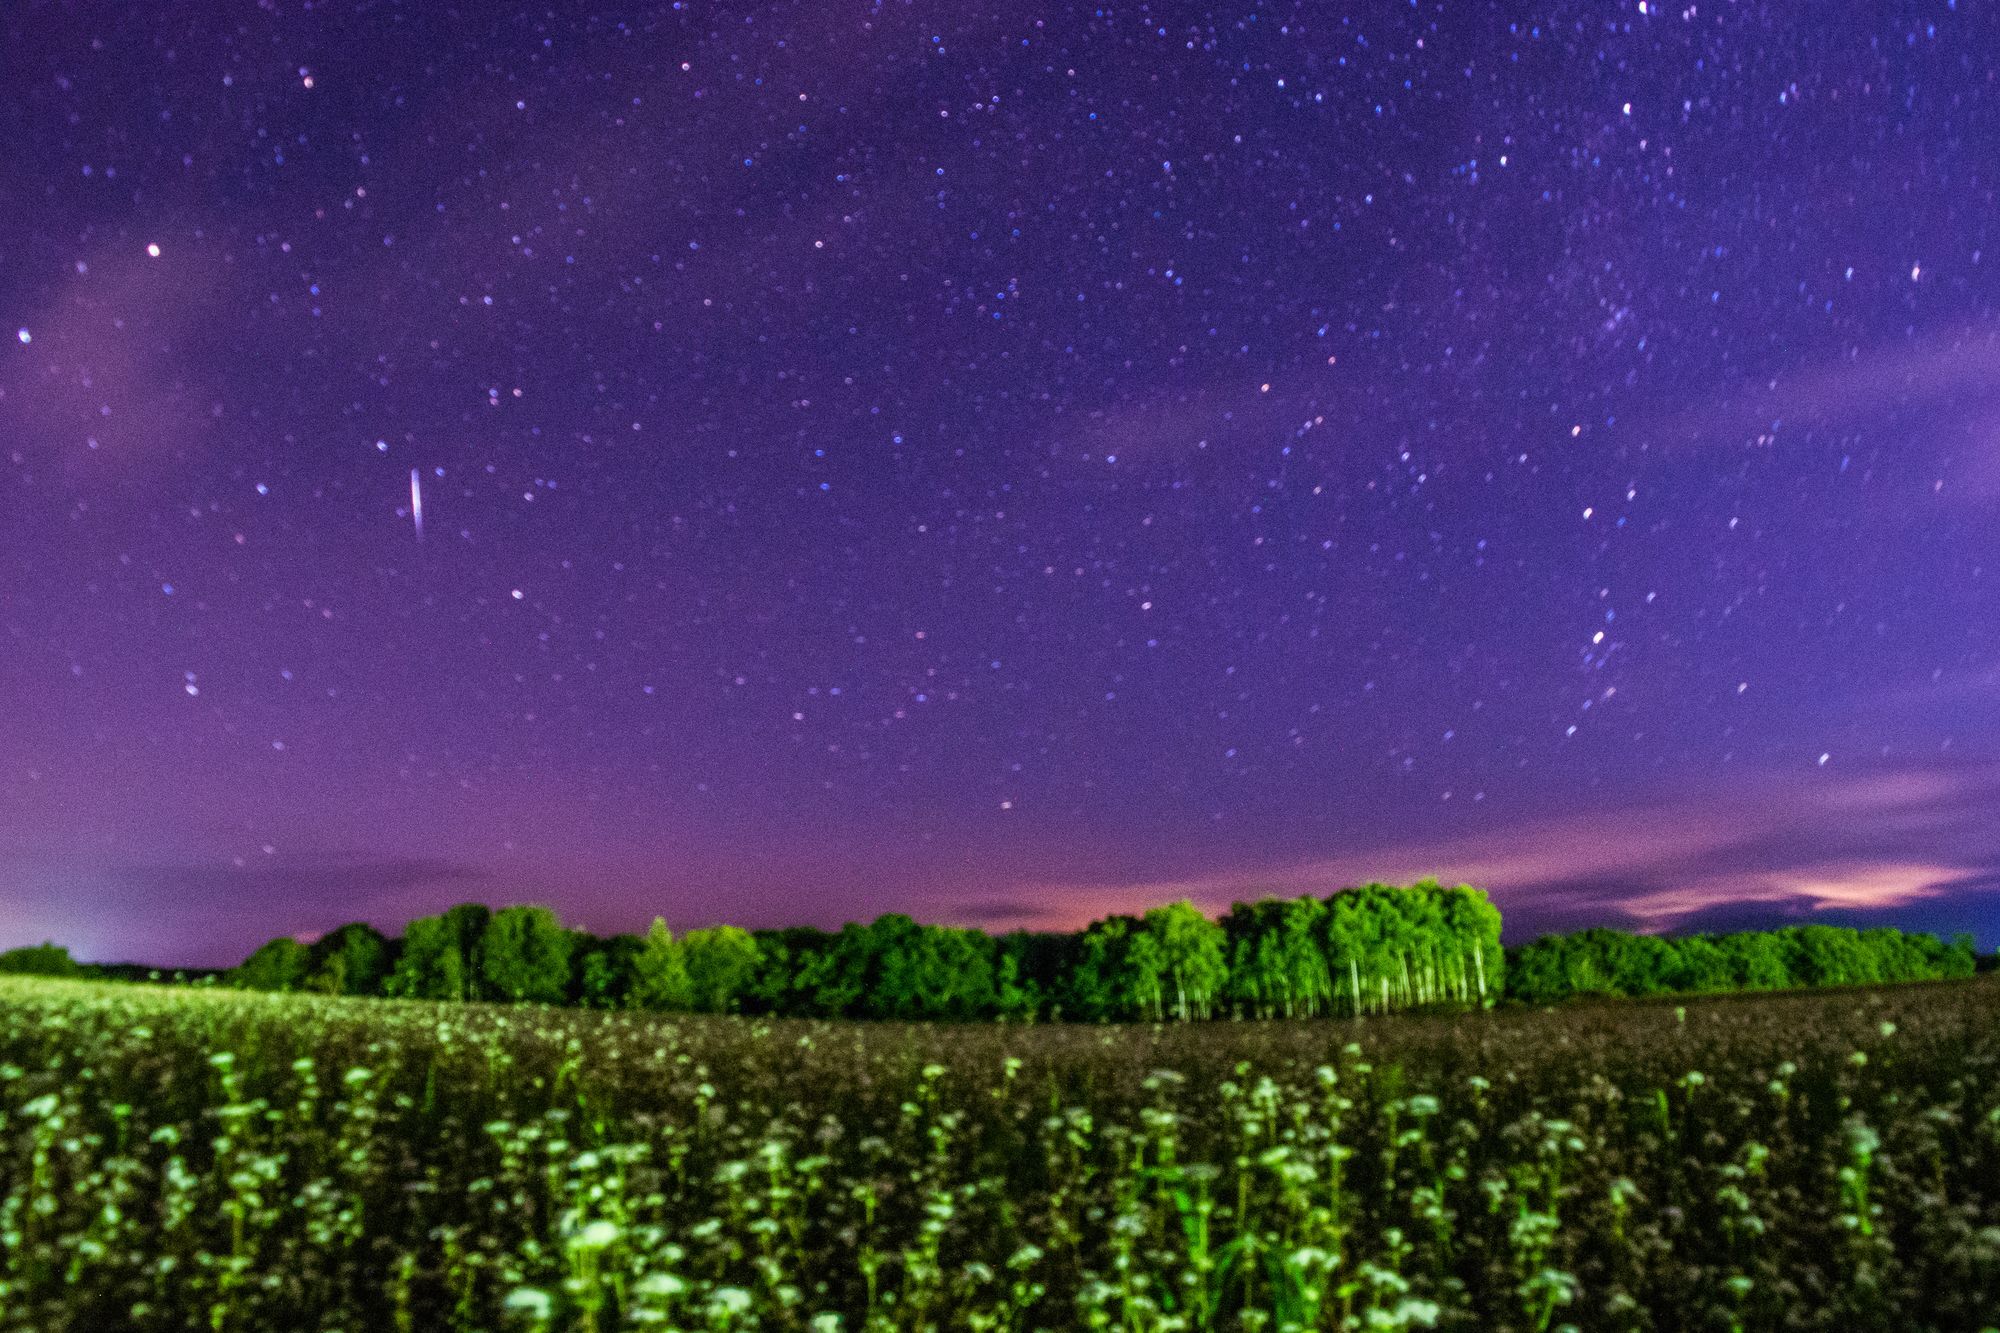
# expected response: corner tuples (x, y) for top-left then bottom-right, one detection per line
(966, 763), (2000, 937)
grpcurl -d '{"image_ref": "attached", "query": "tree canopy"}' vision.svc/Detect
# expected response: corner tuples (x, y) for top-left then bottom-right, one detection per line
(1506, 924), (1978, 1005)
(206, 884), (1980, 1021)
(477, 905), (574, 1004)
(0, 942), (85, 979)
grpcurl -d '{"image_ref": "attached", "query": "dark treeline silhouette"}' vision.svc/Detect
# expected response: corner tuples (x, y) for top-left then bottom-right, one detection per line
(0, 942), (218, 985)
(1506, 923), (1979, 1003)
(0, 943), (86, 979)
(220, 882), (1504, 1021)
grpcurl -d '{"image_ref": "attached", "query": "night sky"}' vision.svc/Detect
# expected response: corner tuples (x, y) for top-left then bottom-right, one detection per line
(6, 1), (2000, 968)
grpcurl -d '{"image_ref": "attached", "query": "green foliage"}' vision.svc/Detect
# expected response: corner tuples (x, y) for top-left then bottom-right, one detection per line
(856, 915), (999, 1020)
(384, 904), (489, 1001)
(740, 927), (827, 1015)
(230, 937), (308, 992)
(477, 905), (575, 1004)
(0, 943), (83, 979)
(1220, 880), (1502, 1019)
(1144, 899), (1228, 1020)
(1506, 922), (1977, 1005)
(994, 930), (1070, 1020)
(201, 883), (1973, 1024)
(572, 932), (644, 1008)
(301, 923), (394, 996)
(678, 925), (761, 1013)
(627, 919), (691, 1010)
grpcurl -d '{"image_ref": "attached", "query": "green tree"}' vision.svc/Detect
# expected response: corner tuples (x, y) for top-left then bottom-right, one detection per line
(385, 904), (490, 1001)
(476, 905), (574, 1004)
(1141, 901), (1226, 1020)
(1671, 936), (1735, 993)
(302, 922), (394, 996)
(743, 928), (810, 1015)
(1789, 925), (1866, 988)
(1718, 931), (1791, 990)
(232, 937), (309, 992)
(0, 942), (85, 978)
(628, 919), (692, 1010)
(573, 932), (644, 1008)
(1943, 932), (1980, 978)
(1502, 936), (1569, 1006)
(1505, 922), (1976, 1005)
(1062, 916), (1135, 1021)
(995, 932), (1071, 1021)
(1439, 881), (1504, 1005)
(860, 915), (1000, 1020)
(0, 940), (84, 980)
(1221, 897), (1330, 1018)
(680, 925), (761, 1013)
(800, 924), (877, 1018)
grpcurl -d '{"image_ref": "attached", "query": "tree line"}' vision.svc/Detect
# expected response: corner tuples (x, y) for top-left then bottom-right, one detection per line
(7, 892), (1980, 1018)
(1505, 923), (1979, 1004)
(220, 881), (1504, 1021)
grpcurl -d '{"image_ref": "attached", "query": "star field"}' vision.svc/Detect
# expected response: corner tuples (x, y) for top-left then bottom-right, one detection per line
(5, 1), (2000, 965)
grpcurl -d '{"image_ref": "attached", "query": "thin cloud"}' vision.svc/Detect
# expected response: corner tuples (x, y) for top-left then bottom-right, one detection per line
(1650, 324), (2000, 440)
(971, 763), (2000, 947)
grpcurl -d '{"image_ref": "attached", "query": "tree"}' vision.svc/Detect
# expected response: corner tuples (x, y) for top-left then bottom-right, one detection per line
(1062, 916), (1134, 1021)
(1502, 922), (1976, 1005)
(573, 932), (644, 1008)
(1221, 897), (1330, 1018)
(1719, 931), (1791, 990)
(680, 925), (761, 1013)
(1439, 882), (1504, 1005)
(1943, 933), (1980, 978)
(743, 928), (808, 1015)
(232, 937), (309, 992)
(798, 924), (876, 1018)
(302, 923), (394, 996)
(995, 932), (1072, 1021)
(385, 904), (490, 1001)
(1141, 901), (1227, 1020)
(628, 919), (692, 1010)
(475, 905), (575, 1004)
(0, 942), (85, 978)
(1789, 925), (1865, 988)
(859, 915), (999, 1020)
(1671, 936), (1734, 993)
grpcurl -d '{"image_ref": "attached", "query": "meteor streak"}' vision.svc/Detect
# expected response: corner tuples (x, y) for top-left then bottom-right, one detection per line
(410, 468), (424, 539)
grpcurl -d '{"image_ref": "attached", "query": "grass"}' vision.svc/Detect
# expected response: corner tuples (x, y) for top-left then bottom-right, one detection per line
(1, 974), (1998, 1330)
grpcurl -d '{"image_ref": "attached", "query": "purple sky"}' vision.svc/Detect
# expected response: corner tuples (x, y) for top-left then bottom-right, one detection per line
(4, 1), (1999, 967)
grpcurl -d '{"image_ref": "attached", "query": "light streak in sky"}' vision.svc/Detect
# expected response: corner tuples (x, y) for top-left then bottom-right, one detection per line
(410, 468), (424, 539)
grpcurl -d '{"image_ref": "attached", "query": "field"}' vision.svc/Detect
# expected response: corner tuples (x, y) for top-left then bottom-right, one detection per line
(1, 977), (1998, 1331)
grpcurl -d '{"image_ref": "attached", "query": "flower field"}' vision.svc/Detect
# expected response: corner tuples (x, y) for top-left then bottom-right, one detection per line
(2, 974), (1998, 1331)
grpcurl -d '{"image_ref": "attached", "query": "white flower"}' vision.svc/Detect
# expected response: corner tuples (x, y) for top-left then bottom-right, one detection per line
(569, 1220), (621, 1250)
(503, 1287), (553, 1320)
(708, 1286), (753, 1315)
